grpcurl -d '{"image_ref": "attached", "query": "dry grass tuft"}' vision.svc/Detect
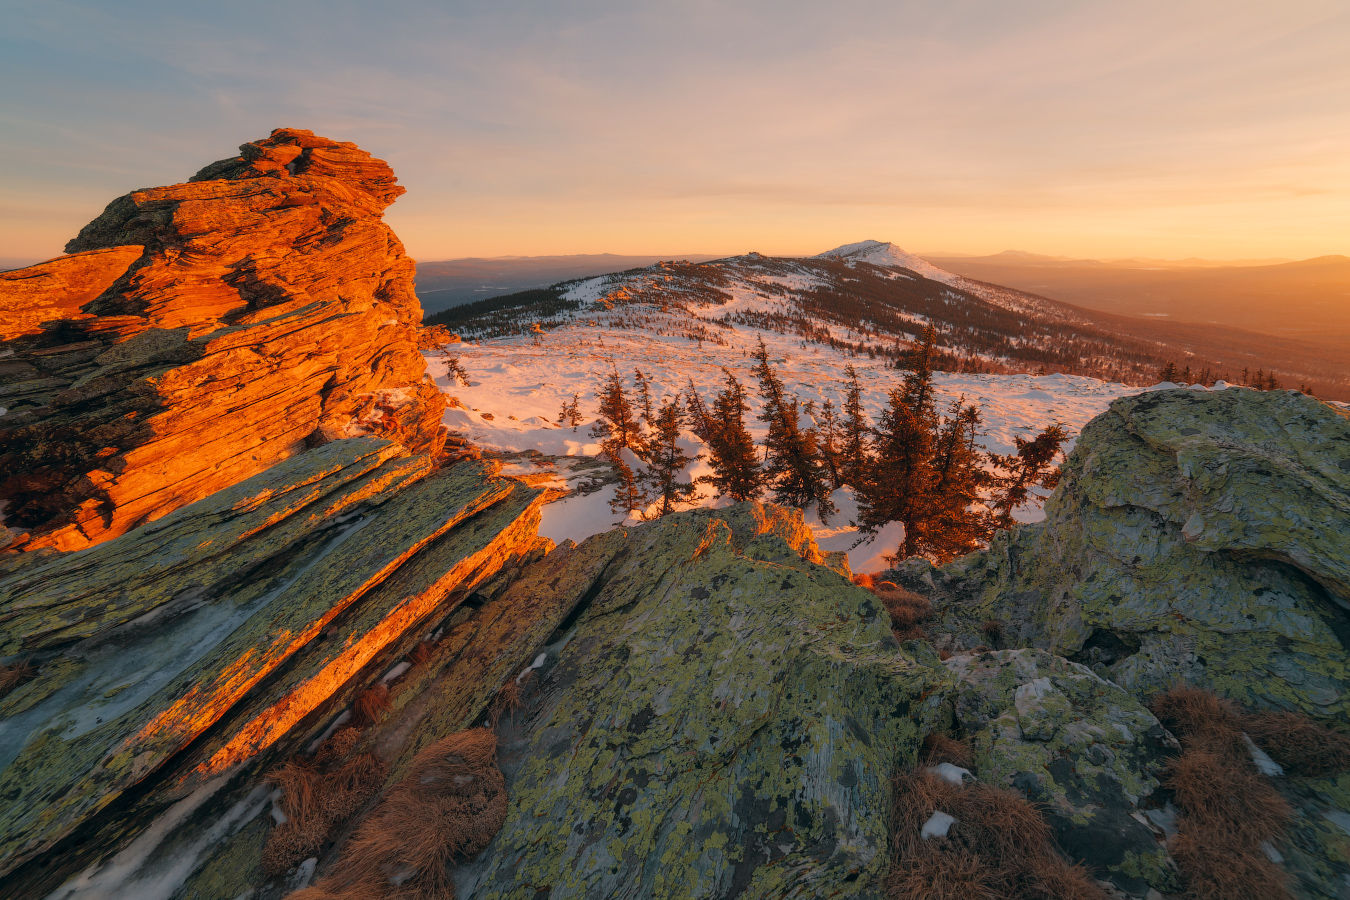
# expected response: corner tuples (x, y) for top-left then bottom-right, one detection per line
(920, 732), (973, 769)
(301, 728), (507, 899)
(979, 620), (1003, 644)
(1170, 830), (1292, 900)
(852, 572), (878, 589)
(865, 582), (933, 643)
(0, 661), (36, 698)
(261, 741), (385, 877)
(1241, 710), (1350, 776)
(1153, 684), (1295, 900)
(1165, 749), (1291, 843)
(352, 683), (392, 727)
(1150, 685), (1245, 757)
(886, 768), (1107, 900)
(408, 640), (438, 668)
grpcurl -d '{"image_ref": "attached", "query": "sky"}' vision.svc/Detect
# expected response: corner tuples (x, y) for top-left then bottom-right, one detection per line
(2, 0), (1348, 263)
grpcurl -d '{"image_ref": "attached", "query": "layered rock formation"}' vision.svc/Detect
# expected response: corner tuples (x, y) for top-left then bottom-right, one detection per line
(0, 132), (554, 897)
(895, 388), (1350, 719)
(0, 128), (445, 552)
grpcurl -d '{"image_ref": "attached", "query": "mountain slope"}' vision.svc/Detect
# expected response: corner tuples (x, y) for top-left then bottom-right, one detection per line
(429, 242), (1349, 397)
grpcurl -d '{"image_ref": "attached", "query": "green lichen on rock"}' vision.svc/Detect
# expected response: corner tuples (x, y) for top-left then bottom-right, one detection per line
(894, 388), (1350, 719)
(940, 649), (1179, 896)
(455, 503), (950, 899)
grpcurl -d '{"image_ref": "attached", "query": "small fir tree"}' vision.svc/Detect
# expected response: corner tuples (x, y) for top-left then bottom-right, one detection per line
(990, 423), (1069, 529)
(641, 396), (699, 517)
(841, 364), (871, 487)
(702, 369), (764, 502)
(751, 339), (835, 521)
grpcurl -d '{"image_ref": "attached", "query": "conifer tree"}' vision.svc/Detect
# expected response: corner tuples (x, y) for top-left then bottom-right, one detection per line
(444, 355), (471, 387)
(641, 396), (698, 517)
(591, 369), (647, 460)
(684, 378), (715, 443)
(557, 392), (583, 430)
(608, 454), (648, 517)
(920, 399), (992, 562)
(841, 364), (870, 487)
(990, 423), (1069, 529)
(816, 398), (843, 489)
(634, 368), (656, 432)
(857, 385), (933, 554)
(751, 339), (835, 520)
(703, 369), (763, 502)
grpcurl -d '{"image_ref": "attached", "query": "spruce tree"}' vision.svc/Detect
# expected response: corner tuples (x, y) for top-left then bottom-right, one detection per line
(841, 364), (870, 487)
(704, 369), (764, 502)
(591, 369), (647, 460)
(921, 399), (992, 562)
(816, 398), (843, 489)
(857, 385), (933, 554)
(990, 422), (1069, 530)
(751, 339), (835, 520)
(634, 368), (656, 432)
(641, 396), (698, 517)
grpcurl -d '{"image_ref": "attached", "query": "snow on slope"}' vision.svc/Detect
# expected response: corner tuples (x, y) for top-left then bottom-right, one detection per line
(426, 295), (1181, 571)
(816, 239), (962, 286)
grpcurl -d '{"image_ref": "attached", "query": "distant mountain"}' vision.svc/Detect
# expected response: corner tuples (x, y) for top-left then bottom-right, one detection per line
(415, 253), (723, 315)
(928, 252), (1350, 354)
(428, 241), (1350, 399)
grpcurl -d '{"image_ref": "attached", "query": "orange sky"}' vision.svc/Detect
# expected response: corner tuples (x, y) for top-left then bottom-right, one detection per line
(3, 1), (1347, 263)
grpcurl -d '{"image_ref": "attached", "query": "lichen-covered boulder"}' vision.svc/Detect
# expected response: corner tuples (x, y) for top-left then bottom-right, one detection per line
(940, 649), (1180, 896)
(455, 503), (950, 899)
(895, 388), (1350, 719)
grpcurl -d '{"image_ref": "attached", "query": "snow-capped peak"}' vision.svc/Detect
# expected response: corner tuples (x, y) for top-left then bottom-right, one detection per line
(815, 240), (960, 286)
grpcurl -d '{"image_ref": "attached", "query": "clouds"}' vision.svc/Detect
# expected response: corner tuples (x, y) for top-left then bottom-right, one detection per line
(1, 0), (1347, 260)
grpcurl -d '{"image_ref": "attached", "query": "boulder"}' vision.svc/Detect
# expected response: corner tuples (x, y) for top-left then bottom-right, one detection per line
(0, 129), (446, 552)
(940, 649), (1180, 896)
(454, 503), (950, 898)
(894, 388), (1350, 719)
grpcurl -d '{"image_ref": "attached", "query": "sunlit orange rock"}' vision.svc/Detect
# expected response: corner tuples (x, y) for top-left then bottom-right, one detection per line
(0, 129), (445, 552)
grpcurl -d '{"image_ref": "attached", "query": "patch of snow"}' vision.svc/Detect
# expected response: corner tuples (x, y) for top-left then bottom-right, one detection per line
(928, 762), (973, 786)
(921, 810), (957, 839)
(381, 661), (411, 684)
(1244, 734), (1284, 777)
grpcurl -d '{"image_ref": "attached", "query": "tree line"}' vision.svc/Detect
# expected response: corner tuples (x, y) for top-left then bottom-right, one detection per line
(577, 326), (1068, 566)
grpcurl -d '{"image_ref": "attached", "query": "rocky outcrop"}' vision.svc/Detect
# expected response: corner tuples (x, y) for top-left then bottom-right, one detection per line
(0, 128), (445, 552)
(894, 388), (1350, 720)
(940, 649), (1180, 896)
(454, 504), (950, 898)
(0, 447), (549, 892)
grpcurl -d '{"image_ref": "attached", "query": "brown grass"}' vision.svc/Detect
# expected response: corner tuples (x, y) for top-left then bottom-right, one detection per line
(261, 735), (386, 877)
(1152, 685), (1295, 900)
(352, 683), (392, 727)
(1150, 685), (1245, 757)
(980, 620), (1003, 645)
(299, 728), (507, 899)
(1242, 710), (1350, 776)
(867, 582), (933, 643)
(1165, 749), (1291, 842)
(920, 732), (973, 769)
(0, 661), (36, 698)
(886, 768), (1107, 899)
(852, 573), (878, 589)
(408, 640), (438, 668)
(1170, 830), (1292, 900)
